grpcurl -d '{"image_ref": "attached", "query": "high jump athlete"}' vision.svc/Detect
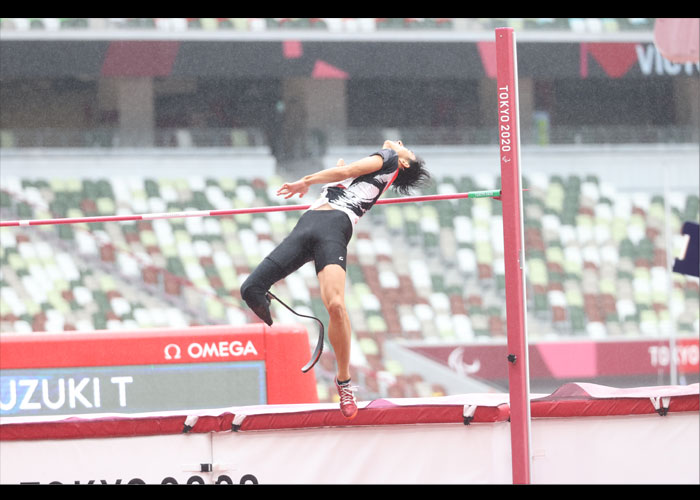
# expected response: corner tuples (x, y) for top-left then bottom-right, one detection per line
(241, 140), (430, 418)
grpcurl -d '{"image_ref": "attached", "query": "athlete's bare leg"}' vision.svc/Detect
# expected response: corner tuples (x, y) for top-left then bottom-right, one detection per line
(317, 263), (352, 382)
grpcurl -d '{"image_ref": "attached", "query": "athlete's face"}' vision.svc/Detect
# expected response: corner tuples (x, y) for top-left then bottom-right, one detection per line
(388, 140), (416, 168)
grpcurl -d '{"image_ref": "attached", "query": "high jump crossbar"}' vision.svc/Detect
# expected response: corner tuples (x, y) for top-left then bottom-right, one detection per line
(0, 189), (504, 228)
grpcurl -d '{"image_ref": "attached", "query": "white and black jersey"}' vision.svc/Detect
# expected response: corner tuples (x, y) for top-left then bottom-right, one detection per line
(309, 148), (400, 227)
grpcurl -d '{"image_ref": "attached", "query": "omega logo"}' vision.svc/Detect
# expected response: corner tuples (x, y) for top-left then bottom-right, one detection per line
(164, 340), (258, 361)
(164, 344), (182, 360)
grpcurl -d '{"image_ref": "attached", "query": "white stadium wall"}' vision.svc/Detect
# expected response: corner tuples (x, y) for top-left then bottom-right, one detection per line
(1, 383), (697, 484)
(0, 147), (277, 181)
(1, 144), (698, 194)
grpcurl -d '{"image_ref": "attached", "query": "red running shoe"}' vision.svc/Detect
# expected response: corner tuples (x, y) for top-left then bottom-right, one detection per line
(335, 378), (358, 419)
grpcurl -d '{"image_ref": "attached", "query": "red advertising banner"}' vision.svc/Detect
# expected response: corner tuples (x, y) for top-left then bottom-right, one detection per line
(0, 324), (319, 415)
(0, 324), (267, 369)
(409, 337), (700, 384)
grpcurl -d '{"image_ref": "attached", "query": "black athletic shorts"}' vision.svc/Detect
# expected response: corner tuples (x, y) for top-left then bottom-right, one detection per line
(266, 209), (353, 275)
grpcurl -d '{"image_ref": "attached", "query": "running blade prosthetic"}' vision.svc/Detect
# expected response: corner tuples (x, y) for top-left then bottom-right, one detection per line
(266, 291), (324, 373)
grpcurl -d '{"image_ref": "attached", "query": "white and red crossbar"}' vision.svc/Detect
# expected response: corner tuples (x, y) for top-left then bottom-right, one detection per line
(0, 190), (502, 228)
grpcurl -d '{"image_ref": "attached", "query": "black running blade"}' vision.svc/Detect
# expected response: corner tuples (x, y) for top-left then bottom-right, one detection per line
(301, 321), (324, 373)
(266, 291), (325, 373)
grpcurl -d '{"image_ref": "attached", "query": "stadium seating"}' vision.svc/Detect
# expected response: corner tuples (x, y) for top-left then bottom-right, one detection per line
(1, 174), (697, 402)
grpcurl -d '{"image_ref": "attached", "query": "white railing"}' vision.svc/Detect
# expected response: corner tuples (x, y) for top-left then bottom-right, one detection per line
(1, 125), (696, 151)
(0, 18), (656, 35)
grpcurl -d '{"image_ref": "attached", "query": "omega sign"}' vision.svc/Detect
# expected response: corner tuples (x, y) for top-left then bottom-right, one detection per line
(164, 339), (259, 361)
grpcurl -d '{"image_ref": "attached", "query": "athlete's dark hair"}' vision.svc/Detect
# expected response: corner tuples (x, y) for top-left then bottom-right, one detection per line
(392, 155), (431, 195)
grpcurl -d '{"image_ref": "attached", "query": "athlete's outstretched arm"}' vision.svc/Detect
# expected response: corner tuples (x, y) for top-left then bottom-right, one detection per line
(277, 155), (383, 199)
